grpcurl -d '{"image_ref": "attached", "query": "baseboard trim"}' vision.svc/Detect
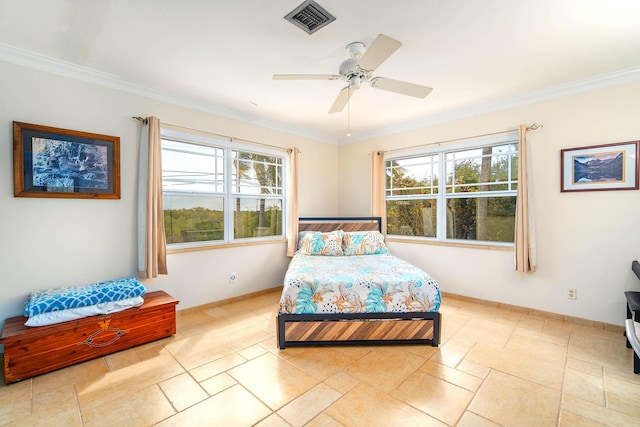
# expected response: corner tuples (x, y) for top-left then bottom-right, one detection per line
(175, 287), (623, 334)
(443, 291), (624, 333)
(176, 286), (283, 316)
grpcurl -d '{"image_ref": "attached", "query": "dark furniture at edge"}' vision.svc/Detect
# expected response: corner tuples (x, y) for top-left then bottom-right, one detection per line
(625, 260), (640, 373)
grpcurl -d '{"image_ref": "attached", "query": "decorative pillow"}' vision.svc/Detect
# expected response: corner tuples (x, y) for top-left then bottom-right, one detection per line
(342, 231), (390, 255)
(297, 230), (344, 256)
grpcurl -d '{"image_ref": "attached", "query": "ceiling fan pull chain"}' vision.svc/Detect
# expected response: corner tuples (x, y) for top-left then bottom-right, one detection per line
(347, 86), (351, 137)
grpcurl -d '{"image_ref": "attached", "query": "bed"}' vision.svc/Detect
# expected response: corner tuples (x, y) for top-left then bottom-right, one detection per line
(277, 217), (441, 349)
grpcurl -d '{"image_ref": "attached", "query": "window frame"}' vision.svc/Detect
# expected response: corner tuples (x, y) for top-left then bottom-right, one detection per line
(161, 127), (288, 250)
(385, 134), (518, 247)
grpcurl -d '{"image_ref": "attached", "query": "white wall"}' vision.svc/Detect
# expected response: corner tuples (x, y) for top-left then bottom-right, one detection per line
(338, 82), (640, 326)
(0, 60), (339, 335)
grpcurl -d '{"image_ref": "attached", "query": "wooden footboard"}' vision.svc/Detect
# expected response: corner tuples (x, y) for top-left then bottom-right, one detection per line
(277, 312), (441, 349)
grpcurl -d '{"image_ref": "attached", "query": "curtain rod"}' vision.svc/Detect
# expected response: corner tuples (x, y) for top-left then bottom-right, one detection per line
(132, 116), (298, 153)
(379, 123), (543, 155)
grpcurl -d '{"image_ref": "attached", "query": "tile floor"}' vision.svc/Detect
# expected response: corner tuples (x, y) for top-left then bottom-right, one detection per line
(1, 290), (639, 426)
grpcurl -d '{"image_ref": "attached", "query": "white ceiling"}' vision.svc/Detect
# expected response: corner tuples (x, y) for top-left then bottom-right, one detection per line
(1, 0), (639, 143)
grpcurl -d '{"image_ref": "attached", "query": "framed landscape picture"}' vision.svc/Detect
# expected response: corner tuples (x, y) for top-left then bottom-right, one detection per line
(560, 141), (639, 192)
(13, 122), (120, 199)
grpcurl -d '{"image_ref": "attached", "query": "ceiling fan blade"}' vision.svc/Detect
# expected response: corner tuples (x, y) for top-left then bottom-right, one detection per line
(370, 77), (432, 98)
(358, 34), (402, 72)
(273, 74), (341, 80)
(328, 86), (357, 114)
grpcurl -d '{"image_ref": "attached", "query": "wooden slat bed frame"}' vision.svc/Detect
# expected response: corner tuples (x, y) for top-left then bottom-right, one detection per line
(277, 217), (441, 349)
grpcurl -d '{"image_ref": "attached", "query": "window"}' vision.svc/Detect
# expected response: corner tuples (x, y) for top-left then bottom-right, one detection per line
(161, 130), (286, 247)
(385, 135), (518, 245)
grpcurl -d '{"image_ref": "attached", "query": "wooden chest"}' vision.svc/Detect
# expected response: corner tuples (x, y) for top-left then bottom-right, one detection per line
(1, 290), (178, 384)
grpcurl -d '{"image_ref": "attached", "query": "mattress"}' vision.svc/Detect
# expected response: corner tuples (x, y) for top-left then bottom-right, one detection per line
(279, 253), (441, 315)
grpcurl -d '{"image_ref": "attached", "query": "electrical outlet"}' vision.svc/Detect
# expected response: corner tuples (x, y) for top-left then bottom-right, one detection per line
(229, 272), (237, 284)
(567, 288), (577, 299)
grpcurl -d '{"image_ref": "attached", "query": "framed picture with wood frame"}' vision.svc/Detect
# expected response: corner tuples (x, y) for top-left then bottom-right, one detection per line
(13, 121), (120, 199)
(560, 141), (639, 192)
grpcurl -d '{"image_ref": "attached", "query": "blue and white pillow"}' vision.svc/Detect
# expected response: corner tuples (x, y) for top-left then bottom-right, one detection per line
(342, 231), (390, 255)
(297, 230), (344, 256)
(24, 277), (146, 317)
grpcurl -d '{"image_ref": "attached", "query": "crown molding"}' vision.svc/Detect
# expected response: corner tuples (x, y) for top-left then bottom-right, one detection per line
(0, 43), (337, 145)
(1, 42), (638, 147)
(340, 66), (640, 144)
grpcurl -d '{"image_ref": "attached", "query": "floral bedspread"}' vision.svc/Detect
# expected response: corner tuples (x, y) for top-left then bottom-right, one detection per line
(279, 254), (441, 314)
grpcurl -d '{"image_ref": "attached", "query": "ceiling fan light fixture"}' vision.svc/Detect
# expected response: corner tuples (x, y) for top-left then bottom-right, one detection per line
(345, 42), (366, 58)
(284, 0), (336, 35)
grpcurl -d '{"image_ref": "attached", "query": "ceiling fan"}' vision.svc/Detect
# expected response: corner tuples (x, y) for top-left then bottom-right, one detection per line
(273, 34), (432, 114)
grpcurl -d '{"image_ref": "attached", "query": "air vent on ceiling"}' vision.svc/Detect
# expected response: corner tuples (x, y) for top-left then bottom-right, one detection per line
(284, 0), (336, 35)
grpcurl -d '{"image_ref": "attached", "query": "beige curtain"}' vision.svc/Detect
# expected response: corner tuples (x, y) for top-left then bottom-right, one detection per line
(515, 124), (537, 272)
(371, 151), (386, 233)
(286, 148), (299, 257)
(137, 116), (168, 278)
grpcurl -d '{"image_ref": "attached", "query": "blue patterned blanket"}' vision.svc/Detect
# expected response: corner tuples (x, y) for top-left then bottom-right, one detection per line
(24, 277), (146, 317)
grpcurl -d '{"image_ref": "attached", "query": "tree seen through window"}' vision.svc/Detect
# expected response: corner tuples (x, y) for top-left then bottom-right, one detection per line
(386, 141), (517, 243)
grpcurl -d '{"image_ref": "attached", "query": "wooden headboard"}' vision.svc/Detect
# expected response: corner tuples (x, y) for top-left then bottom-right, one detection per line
(298, 217), (381, 233)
